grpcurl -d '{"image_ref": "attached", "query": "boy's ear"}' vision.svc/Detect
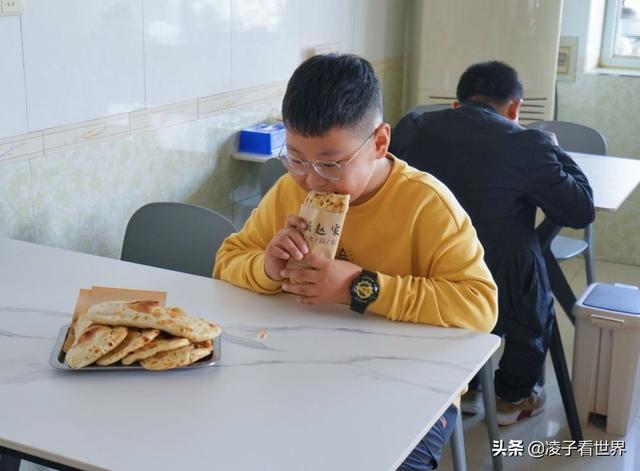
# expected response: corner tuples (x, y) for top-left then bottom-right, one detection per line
(506, 99), (523, 122)
(373, 123), (391, 157)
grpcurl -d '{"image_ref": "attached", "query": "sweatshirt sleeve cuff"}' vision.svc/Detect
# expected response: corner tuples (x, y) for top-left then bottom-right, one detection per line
(252, 253), (283, 293)
(367, 272), (395, 319)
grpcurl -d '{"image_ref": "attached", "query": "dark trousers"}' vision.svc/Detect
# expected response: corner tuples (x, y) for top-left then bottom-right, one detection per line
(469, 304), (555, 402)
(398, 404), (458, 470)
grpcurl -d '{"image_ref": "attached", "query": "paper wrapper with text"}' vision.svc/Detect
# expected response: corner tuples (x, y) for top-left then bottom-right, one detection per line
(286, 192), (350, 273)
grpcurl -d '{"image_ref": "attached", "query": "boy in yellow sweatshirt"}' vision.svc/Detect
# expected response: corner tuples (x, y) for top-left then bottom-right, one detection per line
(214, 54), (497, 470)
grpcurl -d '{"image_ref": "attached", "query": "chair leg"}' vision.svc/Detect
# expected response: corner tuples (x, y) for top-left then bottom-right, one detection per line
(549, 318), (584, 441)
(479, 358), (503, 471)
(450, 409), (467, 471)
(585, 224), (595, 285)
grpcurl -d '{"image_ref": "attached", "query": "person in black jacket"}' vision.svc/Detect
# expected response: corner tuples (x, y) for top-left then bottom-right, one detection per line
(390, 61), (595, 426)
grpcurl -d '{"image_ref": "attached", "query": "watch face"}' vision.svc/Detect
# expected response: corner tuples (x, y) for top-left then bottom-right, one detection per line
(353, 277), (378, 302)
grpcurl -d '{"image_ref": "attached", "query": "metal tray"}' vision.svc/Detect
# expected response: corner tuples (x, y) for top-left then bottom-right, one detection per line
(50, 324), (221, 371)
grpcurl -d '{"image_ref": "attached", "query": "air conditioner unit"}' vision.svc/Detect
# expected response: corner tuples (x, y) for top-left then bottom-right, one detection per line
(405, 0), (563, 124)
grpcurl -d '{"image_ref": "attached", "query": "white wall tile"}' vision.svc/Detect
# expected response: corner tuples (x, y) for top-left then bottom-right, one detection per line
(0, 17), (28, 139)
(231, 0), (299, 90)
(353, 0), (406, 62)
(143, 0), (232, 108)
(297, 0), (356, 58)
(21, 0), (145, 131)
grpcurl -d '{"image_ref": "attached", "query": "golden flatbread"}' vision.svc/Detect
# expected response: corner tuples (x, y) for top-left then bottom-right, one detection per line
(96, 328), (160, 366)
(139, 341), (213, 370)
(139, 345), (195, 371)
(121, 336), (191, 365)
(63, 288), (94, 353)
(190, 339), (214, 364)
(190, 347), (212, 364)
(86, 300), (221, 342)
(66, 325), (128, 369)
(303, 191), (350, 214)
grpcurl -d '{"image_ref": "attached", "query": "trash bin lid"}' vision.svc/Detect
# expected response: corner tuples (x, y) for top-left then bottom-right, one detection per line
(583, 284), (640, 315)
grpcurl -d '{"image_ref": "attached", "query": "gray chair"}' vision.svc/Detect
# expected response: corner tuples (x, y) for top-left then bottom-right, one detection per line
(121, 202), (235, 277)
(260, 158), (287, 197)
(526, 120), (607, 285)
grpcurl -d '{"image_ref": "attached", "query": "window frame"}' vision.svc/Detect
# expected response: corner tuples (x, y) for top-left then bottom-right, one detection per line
(600, 0), (640, 69)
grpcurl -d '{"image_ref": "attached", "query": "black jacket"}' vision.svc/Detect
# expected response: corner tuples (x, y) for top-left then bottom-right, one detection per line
(390, 102), (595, 330)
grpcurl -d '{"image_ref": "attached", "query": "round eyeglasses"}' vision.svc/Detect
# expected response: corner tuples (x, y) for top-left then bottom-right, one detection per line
(277, 130), (375, 181)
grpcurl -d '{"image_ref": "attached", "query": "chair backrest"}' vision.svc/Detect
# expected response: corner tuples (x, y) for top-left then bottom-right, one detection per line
(526, 120), (607, 155)
(406, 103), (452, 115)
(121, 202), (236, 277)
(260, 158), (287, 197)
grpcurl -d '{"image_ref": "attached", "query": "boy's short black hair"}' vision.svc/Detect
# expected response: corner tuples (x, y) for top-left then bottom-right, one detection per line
(282, 54), (382, 137)
(456, 61), (524, 105)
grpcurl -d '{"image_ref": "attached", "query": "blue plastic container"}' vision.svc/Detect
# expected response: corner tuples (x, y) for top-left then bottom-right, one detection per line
(238, 122), (286, 155)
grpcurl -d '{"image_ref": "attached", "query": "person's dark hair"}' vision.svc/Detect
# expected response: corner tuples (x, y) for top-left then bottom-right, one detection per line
(282, 54), (382, 137)
(456, 61), (523, 105)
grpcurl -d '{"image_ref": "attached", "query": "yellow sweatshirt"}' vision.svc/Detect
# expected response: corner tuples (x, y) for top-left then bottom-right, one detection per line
(214, 155), (497, 332)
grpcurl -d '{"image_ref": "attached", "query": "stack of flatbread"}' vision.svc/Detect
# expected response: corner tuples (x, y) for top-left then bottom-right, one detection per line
(63, 300), (221, 370)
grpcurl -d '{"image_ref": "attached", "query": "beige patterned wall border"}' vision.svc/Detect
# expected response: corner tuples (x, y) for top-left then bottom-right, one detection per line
(0, 131), (44, 165)
(43, 114), (130, 153)
(131, 100), (198, 132)
(199, 82), (288, 117)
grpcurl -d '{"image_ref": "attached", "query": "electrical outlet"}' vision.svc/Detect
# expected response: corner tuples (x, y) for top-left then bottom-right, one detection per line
(1, 0), (23, 15)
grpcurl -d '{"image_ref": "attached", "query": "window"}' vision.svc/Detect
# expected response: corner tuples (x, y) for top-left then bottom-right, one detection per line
(601, 0), (640, 68)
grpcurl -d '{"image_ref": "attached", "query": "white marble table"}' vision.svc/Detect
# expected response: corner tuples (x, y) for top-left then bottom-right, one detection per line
(533, 151), (640, 441)
(0, 238), (500, 471)
(570, 152), (640, 212)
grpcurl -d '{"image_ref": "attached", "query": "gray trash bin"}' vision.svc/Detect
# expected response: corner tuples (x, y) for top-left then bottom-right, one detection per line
(572, 283), (640, 435)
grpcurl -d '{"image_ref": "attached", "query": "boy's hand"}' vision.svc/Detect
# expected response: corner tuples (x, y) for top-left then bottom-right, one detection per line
(280, 252), (363, 305)
(264, 215), (309, 281)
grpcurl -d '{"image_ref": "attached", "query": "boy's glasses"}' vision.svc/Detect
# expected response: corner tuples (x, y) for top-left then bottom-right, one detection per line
(278, 130), (375, 181)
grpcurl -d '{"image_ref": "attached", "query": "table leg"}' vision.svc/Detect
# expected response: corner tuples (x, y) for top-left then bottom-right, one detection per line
(543, 251), (577, 324)
(536, 217), (578, 324)
(536, 218), (583, 441)
(549, 318), (583, 441)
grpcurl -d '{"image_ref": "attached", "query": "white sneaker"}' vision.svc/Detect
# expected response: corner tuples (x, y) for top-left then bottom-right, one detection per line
(461, 388), (483, 415)
(496, 385), (546, 426)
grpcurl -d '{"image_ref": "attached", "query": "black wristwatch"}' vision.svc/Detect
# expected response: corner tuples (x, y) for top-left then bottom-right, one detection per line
(350, 270), (379, 313)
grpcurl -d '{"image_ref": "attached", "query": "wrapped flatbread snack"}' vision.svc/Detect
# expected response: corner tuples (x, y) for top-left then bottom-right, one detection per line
(286, 191), (350, 273)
